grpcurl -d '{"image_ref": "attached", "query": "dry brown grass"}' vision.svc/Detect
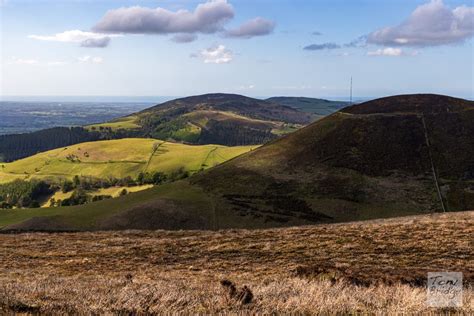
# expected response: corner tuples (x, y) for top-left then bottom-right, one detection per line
(0, 211), (472, 314)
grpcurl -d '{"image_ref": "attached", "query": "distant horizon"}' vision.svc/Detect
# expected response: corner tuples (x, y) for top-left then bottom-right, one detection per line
(1, 93), (472, 103)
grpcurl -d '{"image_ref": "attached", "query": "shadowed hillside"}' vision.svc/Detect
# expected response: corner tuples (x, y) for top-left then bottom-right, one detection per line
(1, 94), (473, 231)
(192, 94), (474, 223)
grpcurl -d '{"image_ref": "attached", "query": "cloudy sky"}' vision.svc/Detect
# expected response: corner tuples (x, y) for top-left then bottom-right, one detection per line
(1, 0), (473, 99)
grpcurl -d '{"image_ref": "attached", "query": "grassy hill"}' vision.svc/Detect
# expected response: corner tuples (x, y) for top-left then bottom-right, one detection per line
(0, 94), (313, 162)
(266, 96), (349, 118)
(87, 93), (315, 146)
(0, 138), (257, 184)
(2, 94), (473, 231)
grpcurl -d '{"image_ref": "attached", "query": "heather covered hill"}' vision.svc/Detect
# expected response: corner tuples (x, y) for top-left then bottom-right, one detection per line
(193, 94), (474, 221)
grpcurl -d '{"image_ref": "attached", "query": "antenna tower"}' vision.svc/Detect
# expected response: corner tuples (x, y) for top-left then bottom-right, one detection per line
(350, 76), (353, 104)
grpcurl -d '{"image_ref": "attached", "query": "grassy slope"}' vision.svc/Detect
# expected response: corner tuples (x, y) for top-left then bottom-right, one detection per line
(85, 115), (141, 130)
(0, 211), (472, 314)
(0, 138), (257, 184)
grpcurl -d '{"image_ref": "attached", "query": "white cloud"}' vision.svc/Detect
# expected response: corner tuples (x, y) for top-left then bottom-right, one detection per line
(225, 17), (275, 38)
(8, 58), (69, 66)
(28, 30), (119, 48)
(9, 58), (38, 65)
(197, 45), (233, 64)
(77, 56), (104, 64)
(31, 1), (275, 50)
(368, 0), (474, 47)
(367, 47), (418, 56)
(237, 84), (255, 90)
(93, 0), (234, 35)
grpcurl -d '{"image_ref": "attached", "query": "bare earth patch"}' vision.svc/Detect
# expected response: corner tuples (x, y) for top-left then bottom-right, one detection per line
(0, 211), (472, 314)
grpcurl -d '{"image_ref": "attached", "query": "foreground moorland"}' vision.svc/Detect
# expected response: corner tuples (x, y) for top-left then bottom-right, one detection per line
(0, 211), (472, 314)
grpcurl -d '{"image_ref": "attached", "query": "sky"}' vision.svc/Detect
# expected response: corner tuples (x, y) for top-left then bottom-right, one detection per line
(1, 0), (473, 100)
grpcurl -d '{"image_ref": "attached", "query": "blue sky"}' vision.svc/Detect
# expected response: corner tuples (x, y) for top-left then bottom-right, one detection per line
(1, 0), (473, 99)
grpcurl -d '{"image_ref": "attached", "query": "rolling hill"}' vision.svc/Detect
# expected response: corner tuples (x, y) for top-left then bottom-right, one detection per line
(1, 94), (473, 231)
(0, 94), (313, 162)
(0, 138), (256, 184)
(87, 93), (315, 145)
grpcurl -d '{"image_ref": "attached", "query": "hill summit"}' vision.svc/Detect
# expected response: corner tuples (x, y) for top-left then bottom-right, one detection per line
(127, 93), (314, 145)
(191, 94), (474, 224)
(0, 93), (315, 162)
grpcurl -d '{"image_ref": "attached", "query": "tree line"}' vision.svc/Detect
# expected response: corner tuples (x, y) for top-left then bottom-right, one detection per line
(0, 168), (190, 209)
(0, 126), (143, 162)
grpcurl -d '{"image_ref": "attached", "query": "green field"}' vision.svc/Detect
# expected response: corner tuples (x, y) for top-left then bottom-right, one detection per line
(85, 116), (141, 131)
(0, 138), (257, 184)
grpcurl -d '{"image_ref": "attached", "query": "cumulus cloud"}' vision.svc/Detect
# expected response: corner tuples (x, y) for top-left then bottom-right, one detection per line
(196, 45), (233, 64)
(368, 0), (474, 47)
(28, 30), (117, 48)
(367, 47), (418, 56)
(225, 17), (275, 38)
(303, 43), (341, 50)
(171, 33), (198, 43)
(93, 0), (234, 35)
(77, 56), (104, 64)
